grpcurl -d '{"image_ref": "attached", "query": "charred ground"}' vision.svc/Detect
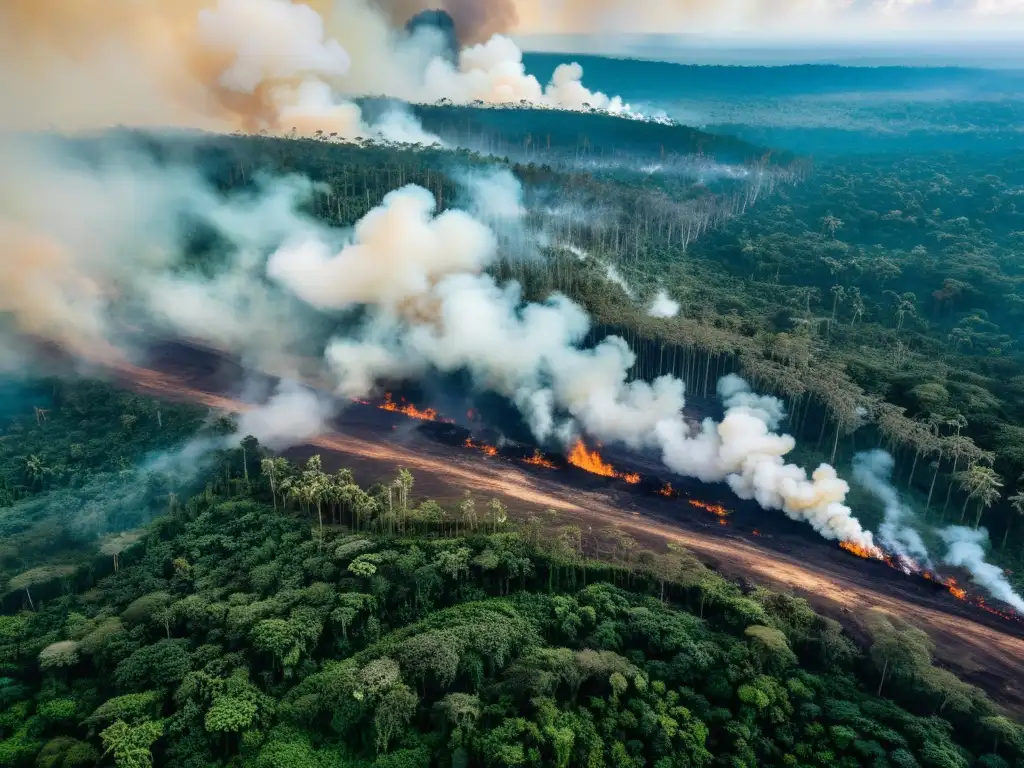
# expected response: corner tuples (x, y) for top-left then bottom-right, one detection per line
(102, 339), (1024, 715)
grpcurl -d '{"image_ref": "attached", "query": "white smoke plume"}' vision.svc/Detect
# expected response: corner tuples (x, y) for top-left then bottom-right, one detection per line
(0, 135), (331, 371)
(454, 167), (538, 258)
(717, 374), (786, 431)
(940, 527), (1024, 613)
(262, 179), (877, 551)
(648, 289), (680, 319)
(603, 263), (635, 299)
(235, 381), (334, 449)
(0, 123), (876, 552)
(852, 450), (932, 567)
(655, 401), (874, 548)
(266, 184), (498, 311)
(423, 37), (631, 113)
(0, 0), (635, 141)
(458, 167), (528, 223)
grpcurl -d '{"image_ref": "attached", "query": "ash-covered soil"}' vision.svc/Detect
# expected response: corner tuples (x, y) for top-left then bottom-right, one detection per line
(107, 340), (1024, 716)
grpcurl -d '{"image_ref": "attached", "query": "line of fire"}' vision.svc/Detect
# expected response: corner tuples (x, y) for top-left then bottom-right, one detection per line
(348, 391), (1022, 626)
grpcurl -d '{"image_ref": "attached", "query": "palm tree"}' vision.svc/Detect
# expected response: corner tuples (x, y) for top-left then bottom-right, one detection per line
(239, 435), (260, 484)
(821, 213), (843, 239)
(487, 498), (508, 533)
(830, 285), (846, 325)
(260, 457), (291, 511)
(458, 492), (476, 534)
(1005, 485), (1024, 550)
(393, 469), (414, 532)
(22, 454), (48, 491)
(956, 464), (1003, 527)
(941, 426), (971, 517)
(848, 287), (865, 326)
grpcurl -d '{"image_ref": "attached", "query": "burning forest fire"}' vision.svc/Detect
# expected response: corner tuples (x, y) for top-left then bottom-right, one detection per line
(840, 540), (882, 560)
(463, 438), (498, 456)
(839, 541), (1023, 620)
(568, 440), (640, 484)
(523, 450), (558, 469)
(689, 499), (730, 518)
(379, 393), (452, 422)
(355, 394), (1022, 624)
(947, 578), (967, 601)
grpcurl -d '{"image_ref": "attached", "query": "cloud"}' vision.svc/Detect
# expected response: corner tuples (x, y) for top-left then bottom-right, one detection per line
(508, 0), (1024, 38)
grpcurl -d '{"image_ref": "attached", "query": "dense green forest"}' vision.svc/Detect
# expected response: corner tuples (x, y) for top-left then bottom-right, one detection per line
(0, 379), (213, 592)
(2, 386), (1022, 767)
(87, 126), (1024, 589)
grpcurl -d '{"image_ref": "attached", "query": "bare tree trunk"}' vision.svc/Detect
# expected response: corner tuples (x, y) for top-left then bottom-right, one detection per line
(943, 454), (961, 516)
(925, 453), (942, 513)
(907, 450), (920, 489)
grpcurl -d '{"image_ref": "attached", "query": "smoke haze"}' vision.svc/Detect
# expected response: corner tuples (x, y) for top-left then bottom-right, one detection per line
(648, 290), (681, 319)
(940, 527), (1024, 613)
(13, 0), (1024, 610)
(235, 381), (335, 449)
(377, 0), (519, 44)
(852, 450), (932, 566)
(259, 176), (879, 551)
(0, 0), (635, 140)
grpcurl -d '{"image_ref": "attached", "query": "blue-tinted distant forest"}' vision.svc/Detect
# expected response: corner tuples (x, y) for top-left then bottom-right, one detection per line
(525, 56), (1024, 154)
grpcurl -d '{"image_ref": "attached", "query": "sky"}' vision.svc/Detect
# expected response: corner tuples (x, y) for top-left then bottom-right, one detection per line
(508, 0), (1024, 37)
(507, 0), (1024, 65)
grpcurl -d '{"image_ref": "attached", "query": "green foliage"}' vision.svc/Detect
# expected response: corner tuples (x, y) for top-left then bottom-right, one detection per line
(0, 382), (1019, 768)
(99, 719), (163, 768)
(84, 692), (163, 729)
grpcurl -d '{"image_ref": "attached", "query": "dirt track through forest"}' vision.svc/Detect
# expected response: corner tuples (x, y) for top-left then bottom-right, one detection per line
(110, 355), (1024, 716)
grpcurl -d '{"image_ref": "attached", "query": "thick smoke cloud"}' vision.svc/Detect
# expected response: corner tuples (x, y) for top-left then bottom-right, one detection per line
(940, 527), (1024, 613)
(0, 0), (873, 567)
(648, 290), (681, 319)
(267, 184), (498, 311)
(852, 450), (932, 566)
(851, 451), (1024, 610)
(260, 178), (878, 551)
(386, 1), (519, 45)
(235, 381), (334, 449)
(717, 374), (786, 431)
(0, 135), (329, 370)
(0, 0), (634, 140)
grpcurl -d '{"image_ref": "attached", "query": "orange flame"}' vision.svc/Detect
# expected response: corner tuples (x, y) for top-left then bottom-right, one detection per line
(463, 437), (498, 456)
(658, 483), (675, 497)
(839, 540), (883, 560)
(689, 499), (730, 518)
(947, 578), (967, 601)
(378, 393), (454, 423)
(567, 440), (641, 484)
(568, 440), (618, 477)
(523, 450), (557, 469)
(718, 518), (728, 526)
